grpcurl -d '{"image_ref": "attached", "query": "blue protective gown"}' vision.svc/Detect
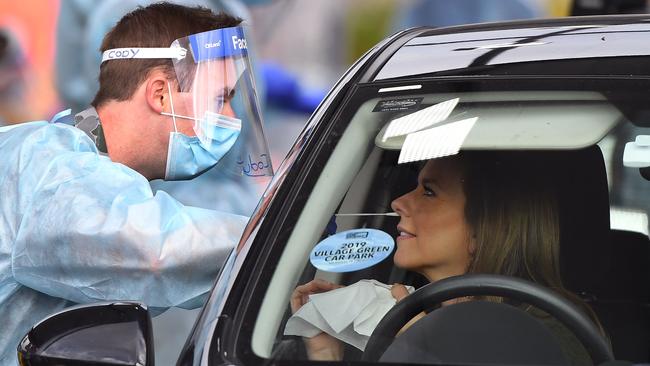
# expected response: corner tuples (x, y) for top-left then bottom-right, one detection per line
(0, 121), (248, 365)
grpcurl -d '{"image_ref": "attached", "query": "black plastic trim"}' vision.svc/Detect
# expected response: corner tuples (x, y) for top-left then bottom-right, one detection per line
(358, 27), (430, 83)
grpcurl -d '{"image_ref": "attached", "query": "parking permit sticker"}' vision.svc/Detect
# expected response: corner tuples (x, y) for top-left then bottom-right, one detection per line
(373, 97), (423, 112)
(310, 229), (395, 272)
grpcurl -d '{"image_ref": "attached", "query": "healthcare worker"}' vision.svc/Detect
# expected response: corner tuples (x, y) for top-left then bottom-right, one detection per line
(0, 3), (273, 365)
(54, 3), (274, 365)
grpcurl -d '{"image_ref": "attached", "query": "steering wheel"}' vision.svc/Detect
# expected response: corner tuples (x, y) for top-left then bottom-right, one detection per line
(362, 274), (613, 364)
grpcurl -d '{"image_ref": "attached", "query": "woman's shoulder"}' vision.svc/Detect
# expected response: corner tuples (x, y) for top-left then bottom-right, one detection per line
(527, 307), (593, 365)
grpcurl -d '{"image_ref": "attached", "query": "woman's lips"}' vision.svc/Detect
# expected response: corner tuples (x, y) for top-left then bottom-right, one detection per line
(398, 232), (416, 240)
(397, 226), (415, 241)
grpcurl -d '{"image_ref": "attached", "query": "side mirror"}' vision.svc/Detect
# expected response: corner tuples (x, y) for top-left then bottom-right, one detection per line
(17, 302), (154, 366)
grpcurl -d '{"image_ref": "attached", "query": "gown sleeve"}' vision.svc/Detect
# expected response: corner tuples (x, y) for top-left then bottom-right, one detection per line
(11, 123), (248, 308)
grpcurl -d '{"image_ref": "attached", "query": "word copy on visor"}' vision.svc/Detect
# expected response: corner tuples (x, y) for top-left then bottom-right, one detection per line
(102, 26), (273, 179)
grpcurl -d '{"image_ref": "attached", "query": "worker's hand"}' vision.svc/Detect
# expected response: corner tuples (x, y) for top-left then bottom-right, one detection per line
(290, 279), (344, 360)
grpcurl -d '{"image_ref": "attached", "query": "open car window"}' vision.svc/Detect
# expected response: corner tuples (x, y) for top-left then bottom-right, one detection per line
(241, 83), (650, 365)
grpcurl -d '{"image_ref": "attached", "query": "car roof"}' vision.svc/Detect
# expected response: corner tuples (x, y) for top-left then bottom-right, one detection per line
(374, 15), (650, 80)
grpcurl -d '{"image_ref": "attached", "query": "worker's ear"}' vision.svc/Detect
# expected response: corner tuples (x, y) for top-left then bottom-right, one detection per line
(145, 70), (172, 114)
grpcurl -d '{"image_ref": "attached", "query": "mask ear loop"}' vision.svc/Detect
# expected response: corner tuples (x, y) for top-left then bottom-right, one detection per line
(166, 81), (178, 132)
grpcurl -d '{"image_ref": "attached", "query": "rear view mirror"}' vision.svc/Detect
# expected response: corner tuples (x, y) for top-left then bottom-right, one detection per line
(17, 302), (154, 366)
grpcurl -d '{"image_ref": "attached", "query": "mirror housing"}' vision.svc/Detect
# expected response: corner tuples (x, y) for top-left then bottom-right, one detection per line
(17, 302), (154, 366)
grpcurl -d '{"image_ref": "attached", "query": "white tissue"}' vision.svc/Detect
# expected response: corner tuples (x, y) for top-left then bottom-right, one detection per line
(284, 279), (414, 351)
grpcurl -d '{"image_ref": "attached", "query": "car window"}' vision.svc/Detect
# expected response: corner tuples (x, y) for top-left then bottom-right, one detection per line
(240, 83), (650, 365)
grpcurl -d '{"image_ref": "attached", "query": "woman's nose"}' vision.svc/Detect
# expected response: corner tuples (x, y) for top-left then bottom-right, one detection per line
(391, 193), (409, 217)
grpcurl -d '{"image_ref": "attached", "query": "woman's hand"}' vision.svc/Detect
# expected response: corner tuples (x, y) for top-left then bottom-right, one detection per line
(390, 283), (411, 302)
(290, 279), (344, 360)
(290, 278), (342, 313)
(391, 283), (426, 335)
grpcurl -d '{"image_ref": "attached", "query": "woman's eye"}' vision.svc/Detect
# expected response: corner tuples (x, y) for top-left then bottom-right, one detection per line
(423, 185), (436, 197)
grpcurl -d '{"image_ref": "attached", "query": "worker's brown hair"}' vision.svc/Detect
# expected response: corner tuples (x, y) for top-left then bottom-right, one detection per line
(92, 2), (242, 108)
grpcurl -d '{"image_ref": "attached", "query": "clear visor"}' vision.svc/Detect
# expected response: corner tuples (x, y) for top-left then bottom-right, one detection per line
(169, 26), (272, 177)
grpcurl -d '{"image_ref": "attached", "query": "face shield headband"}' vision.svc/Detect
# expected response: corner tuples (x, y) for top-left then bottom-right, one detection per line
(101, 26), (273, 178)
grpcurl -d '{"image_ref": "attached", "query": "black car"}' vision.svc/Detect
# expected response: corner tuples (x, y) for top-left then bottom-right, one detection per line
(18, 15), (650, 366)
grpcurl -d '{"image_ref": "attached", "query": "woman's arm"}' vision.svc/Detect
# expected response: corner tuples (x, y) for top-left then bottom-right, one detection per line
(391, 283), (426, 335)
(291, 279), (345, 360)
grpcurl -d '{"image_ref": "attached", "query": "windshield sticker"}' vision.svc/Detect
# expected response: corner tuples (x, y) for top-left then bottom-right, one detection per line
(373, 97), (423, 112)
(382, 98), (459, 141)
(310, 229), (395, 272)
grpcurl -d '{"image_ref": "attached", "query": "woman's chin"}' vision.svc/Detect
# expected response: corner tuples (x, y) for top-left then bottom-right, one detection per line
(393, 252), (417, 271)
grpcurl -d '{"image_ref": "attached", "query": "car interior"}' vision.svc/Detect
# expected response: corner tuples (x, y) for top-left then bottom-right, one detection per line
(246, 90), (650, 365)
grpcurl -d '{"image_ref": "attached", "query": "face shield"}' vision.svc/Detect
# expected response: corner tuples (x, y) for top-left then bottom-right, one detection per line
(169, 27), (273, 178)
(102, 26), (273, 179)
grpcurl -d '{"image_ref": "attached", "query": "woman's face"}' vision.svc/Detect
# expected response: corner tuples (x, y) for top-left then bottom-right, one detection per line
(390, 157), (473, 282)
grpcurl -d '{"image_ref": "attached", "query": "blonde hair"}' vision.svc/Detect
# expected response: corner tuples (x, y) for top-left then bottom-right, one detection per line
(458, 151), (603, 330)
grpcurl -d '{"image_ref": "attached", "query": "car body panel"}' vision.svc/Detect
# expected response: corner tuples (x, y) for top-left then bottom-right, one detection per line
(376, 15), (650, 80)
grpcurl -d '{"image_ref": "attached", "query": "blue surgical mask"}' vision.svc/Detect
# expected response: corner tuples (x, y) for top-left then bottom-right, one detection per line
(164, 126), (240, 180)
(163, 82), (241, 181)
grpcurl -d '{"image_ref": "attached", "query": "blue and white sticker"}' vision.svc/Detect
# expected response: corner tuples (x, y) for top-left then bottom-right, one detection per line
(310, 229), (395, 273)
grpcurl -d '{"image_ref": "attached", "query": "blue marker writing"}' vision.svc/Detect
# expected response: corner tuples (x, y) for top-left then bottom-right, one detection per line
(238, 153), (271, 176)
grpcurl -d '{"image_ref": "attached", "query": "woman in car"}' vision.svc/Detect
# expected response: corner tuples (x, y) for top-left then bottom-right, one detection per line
(291, 151), (605, 364)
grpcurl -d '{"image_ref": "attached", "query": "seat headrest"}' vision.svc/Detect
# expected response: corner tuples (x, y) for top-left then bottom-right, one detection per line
(554, 146), (612, 295)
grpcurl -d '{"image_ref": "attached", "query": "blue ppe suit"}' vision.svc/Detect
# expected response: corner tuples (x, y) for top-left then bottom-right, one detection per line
(0, 121), (248, 365)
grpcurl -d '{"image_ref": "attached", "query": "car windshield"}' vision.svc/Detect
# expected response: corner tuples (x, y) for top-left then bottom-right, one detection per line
(241, 82), (650, 365)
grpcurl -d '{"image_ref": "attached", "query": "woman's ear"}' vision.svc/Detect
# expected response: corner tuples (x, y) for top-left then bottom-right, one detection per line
(468, 232), (477, 255)
(145, 72), (170, 114)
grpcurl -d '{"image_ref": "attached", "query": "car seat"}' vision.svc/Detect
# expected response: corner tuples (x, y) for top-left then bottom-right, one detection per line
(555, 146), (650, 362)
(597, 230), (650, 362)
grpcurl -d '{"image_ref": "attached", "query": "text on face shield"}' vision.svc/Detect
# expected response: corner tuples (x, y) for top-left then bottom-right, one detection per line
(232, 36), (247, 50)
